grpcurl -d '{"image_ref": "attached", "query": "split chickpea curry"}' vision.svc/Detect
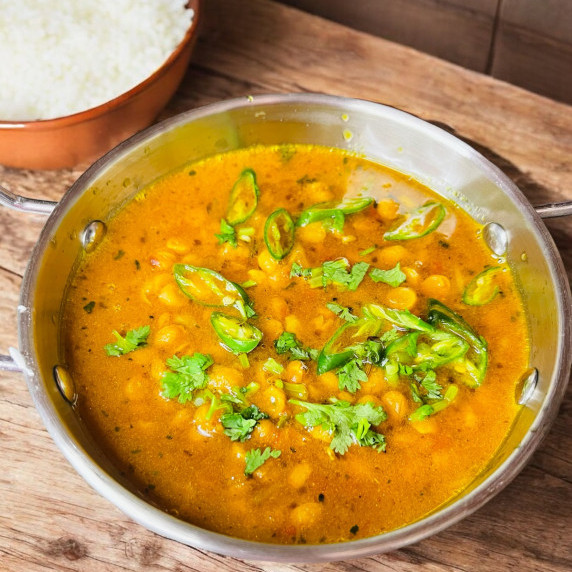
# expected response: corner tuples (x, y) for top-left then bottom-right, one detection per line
(63, 144), (529, 544)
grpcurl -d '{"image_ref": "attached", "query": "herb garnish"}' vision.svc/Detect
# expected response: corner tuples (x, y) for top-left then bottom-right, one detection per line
(275, 331), (318, 361)
(244, 447), (281, 475)
(161, 353), (213, 403)
(221, 404), (268, 442)
(104, 326), (150, 356)
(215, 218), (238, 247)
(326, 302), (358, 323)
(370, 263), (407, 287)
(290, 399), (387, 455)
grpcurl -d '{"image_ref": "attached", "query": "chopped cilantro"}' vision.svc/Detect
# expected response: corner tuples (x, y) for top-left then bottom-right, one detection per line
(290, 261), (312, 278)
(418, 370), (443, 400)
(350, 525), (359, 535)
(409, 404), (434, 422)
(359, 246), (376, 256)
(161, 353), (213, 403)
(263, 357), (284, 375)
(221, 404), (268, 442)
(291, 399), (387, 455)
(370, 263), (407, 287)
(83, 301), (96, 314)
(215, 218), (237, 247)
(274, 331), (318, 361)
(337, 359), (368, 392)
(113, 249), (125, 260)
(326, 302), (358, 323)
(104, 326), (150, 356)
(244, 447), (281, 475)
(293, 258), (369, 291)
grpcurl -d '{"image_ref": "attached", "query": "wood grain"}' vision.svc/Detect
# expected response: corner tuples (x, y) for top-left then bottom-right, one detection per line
(1, 1), (571, 570)
(278, 0), (498, 72)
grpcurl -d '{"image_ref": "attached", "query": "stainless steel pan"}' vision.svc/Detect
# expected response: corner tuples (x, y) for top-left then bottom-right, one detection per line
(1, 94), (570, 562)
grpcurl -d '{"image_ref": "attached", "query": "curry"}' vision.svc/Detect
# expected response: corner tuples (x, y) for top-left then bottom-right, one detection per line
(62, 144), (529, 544)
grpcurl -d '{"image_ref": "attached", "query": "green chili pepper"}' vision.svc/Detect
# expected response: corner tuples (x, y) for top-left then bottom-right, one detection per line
(462, 266), (502, 306)
(317, 319), (382, 375)
(264, 208), (295, 259)
(173, 264), (255, 318)
(383, 201), (445, 241)
(296, 196), (373, 227)
(210, 312), (263, 353)
(427, 299), (487, 387)
(226, 169), (260, 225)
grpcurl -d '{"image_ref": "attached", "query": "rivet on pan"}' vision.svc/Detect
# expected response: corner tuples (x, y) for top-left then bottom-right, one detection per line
(483, 222), (508, 256)
(53, 365), (77, 406)
(81, 220), (107, 253)
(516, 367), (538, 405)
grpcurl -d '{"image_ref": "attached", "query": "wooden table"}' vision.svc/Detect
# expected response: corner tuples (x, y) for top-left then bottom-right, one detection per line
(1, 1), (571, 570)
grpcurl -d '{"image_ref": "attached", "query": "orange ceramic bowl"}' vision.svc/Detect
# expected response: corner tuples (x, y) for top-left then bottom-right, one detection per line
(0, 0), (201, 171)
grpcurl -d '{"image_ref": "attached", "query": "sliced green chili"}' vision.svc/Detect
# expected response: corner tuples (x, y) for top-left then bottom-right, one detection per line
(226, 168), (259, 225)
(173, 264), (255, 318)
(317, 319), (382, 374)
(462, 266), (502, 306)
(264, 208), (295, 259)
(383, 201), (445, 241)
(427, 299), (488, 387)
(296, 196), (373, 228)
(210, 312), (262, 353)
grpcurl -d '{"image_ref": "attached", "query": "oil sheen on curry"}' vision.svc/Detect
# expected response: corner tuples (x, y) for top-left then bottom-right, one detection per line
(63, 144), (529, 544)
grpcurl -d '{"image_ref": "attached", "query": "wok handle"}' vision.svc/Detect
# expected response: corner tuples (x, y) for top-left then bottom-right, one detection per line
(0, 353), (22, 373)
(0, 185), (57, 216)
(534, 201), (572, 219)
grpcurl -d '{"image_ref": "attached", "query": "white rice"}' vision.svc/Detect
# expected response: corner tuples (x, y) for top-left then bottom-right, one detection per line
(0, 0), (194, 121)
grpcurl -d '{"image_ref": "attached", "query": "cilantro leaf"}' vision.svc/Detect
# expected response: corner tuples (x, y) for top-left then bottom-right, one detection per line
(337, 359), (368, 392)
(161, 353), (213, 403)
(215, 218), (237, 247)
(291, 399), (387, 455)
(104, 326), (150, 356)
(274, 331), (318, 361)
(326, 302), (359, 323)
(290, 262), (312, 278)
(244, 447), (281, 475)
(322, 259), (351, 287)
(291, 259), (369, 291)
(417, 370), (443, 400)
(347, 261), (370, 290)
(221, 414), (257, 441)
(221, 404), (268, 441)
(370, 263), (407, 287)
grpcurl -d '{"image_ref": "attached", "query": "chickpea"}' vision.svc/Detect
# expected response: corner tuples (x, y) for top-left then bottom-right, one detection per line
(382, 390), (408, 420)
(166, 237), (190, 254)
(291, 502), (322, 528)
(297, 222), (326, 244)
(288, 462), (312, 489)
(157, 283), (187, 307)
(377, 245), (412, 267)
(376, 198), (400, 221)
(284, 360), (306, 383)
(420, 274), (451, 299)
(209, 365), (245, 393)
(386, 287), (417, 310)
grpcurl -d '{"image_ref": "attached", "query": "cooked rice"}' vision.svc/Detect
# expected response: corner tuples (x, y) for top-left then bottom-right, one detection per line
(0, 0), (194, 121)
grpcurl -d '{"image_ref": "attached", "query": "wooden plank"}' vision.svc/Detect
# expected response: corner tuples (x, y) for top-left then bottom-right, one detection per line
(0, 1), (571, 570)
(491, 5), (572, 105)
(278, 0), (498, 71)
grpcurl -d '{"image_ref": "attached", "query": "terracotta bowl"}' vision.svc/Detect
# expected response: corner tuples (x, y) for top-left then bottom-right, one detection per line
(0, 0), (201, 171)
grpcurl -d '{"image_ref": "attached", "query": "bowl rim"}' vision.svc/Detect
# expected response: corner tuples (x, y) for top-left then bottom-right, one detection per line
(18, 93), (572, 562)
(0, 0), (201, 129)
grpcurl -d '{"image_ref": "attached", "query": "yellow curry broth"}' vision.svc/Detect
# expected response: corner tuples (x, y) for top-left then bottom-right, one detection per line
(63, 145), (528, 544)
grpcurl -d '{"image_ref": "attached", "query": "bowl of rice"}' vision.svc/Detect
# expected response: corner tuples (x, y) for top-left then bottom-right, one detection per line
(0, 0), (200, 170)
